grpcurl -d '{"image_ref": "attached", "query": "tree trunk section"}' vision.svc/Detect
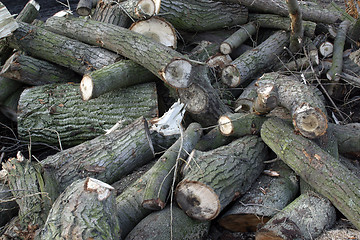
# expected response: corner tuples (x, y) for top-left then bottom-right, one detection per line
(37, 178), (121, 240)
(17, 82), (158, 147)
(260, 117), (360, 230)
(76, 0), (97, 16)
(195, 126), (235, 151)
(41, 116), (155, 192)
(176, 135), (268, 221)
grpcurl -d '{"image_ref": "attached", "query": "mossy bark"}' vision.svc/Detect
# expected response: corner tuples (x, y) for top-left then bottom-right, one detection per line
(17, 82), (158, 147)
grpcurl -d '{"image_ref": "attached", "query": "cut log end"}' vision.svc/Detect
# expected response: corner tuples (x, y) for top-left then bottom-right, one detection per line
(84, 177), (115, 201)
(80, 75), (94, 101)
(175, 180), (220, 221)
(218, 115), (234, 136)
(142, 198), (165, 211)
(293, 104), (328, 139)
(162, 59), (192, 89)
(220, 42), (232, 55)
(135, 0), (155, 19)
(178, 84), (208, 114)
(76, 7), (91, 16)
(218, 214), (271, 232)
(221, 65), (241, 88)
(319, 41), (333, 58)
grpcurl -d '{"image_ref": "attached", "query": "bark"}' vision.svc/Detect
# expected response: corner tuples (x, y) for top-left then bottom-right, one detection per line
(176, 135), (268, 221)
(286, 0), (304, 52)
(119, 0), (157, 20)
(218, 112), (266, 137)
(81, 59), (156, 100)
(194, 126), (235, 151)
(0, 182), (19, 227)
(256, 192), (336, 240)
(234, 79), (258, 112)
(8, 21), (120, 75)
(220, 22), (257, 55)
(125, 205), (210, 240)
(237, 0), (341, 23)
(218, 161), (299, 232)
(0, 76), (22, 104)
(16, 0), (40, 24)
(142, 123), (202, 210)
(92, 0), (132, 27)
(332, 123), (360, 154)
(248, 13), (315, 38)
(76, 0), (97, 16)
(37, 178), (121, 240)
(221, 31), (289, 88)
(41, 117), (155, 192)
(258, 72), (328, 139)
(1, 51), (80, 85)
(43, 15), (194, 89)
(260, 117), (360, 230)
(159, 0), (248, 32)
(17, 82), (158, 147)
(253, 81), (279, 115)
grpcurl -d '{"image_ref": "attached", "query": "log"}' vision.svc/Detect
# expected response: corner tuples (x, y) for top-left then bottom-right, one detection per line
(218, 161), (299, 232)
(119, 0), (158, 20)
(7, 21), (120, 75)
(194, 126), (235, 151)
(125, 205), (210, 240)
(252, 82), (279, 115)
(92, 0), (132, 27)
(16, 0), (40, 24)
(0, 182), (19, 227)
(234, 79), (258, 112)
(81, 59), (156, 100)
(142, 122), (203, 210)
(286, 0), (304, 52)
(176, 135), (268, 221)
(37, 177), (121, 240)
(1, 52), (80, 85)
(258, 72), (328, 139)
(43, 15), (194, 89)
(159, 0), (248, 32)
(17, 82), (158, 147)
(260, 117), (360, 230)
(0, 76), (22, 104)
(332, 123), (360, 154)
(255, 191), (336, 240)
(41, 116), (155, 192)
(221, 31), (289, 88)
(76, 0), (97, 16)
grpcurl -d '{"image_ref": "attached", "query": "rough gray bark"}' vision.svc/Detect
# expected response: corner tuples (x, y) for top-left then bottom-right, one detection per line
(286, 0), (304, 52)
(332, 123), (360, 154)
(92, 0), (132, 27)
(195, 126), (235, 151)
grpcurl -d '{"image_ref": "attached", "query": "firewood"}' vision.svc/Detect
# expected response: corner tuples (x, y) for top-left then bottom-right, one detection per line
(129, 16), (177, 48)
(258, 72), (328, 139)
(332, 123), (360, 155)
(253, 82), (279, 115)
(218, 161), (299, 232)
(255, 191), (336, 240)
(159, 0), (248, 32)
(221, 31), (289, 88)
(92, 0), (132, 27)
(0, 182), (19, 227)
(234, 79), (258, 112)
(0, 76), (22, 104)
(17, 82), (158, 147)
(16, 0), (40, 24)
(194, 126), (235, 151)
(8, 21), (120, 75)
(126, 205), (210, 240)
(76, 0), (97, 16)
(119, 0), (158, 20)
(218, 112), (266, 137)
(219, 22), (257, 55)
(43, 15), (194, 89)
(176, 135), (268, 221)
(1, 52), (80, 85)
(81, 59), (156, 101)
(286, 0), (304, 52)
(37, 177), (121, 239)
(260, 117), (360, 230)
(41, 117), (155, 192)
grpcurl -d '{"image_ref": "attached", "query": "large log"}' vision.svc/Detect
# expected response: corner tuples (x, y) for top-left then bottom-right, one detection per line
(41, 117), (155, 192)
(125, 205), (210, 240)
(159, 0), (248, 32)
(260, 117), (360, 230)
(17, 82), (158, 147)
(7, 21), (120, 75)
(176, 135), (268, 221)
(43, 15), (195, 89)
(37, 178), (121, 240)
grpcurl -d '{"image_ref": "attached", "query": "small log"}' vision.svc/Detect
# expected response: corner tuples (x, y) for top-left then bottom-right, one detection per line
(81, 59), (155, 100)
(218, 161), (299, 232)
(0, 76), (22, 104)
(253, 82), (279, 115)
(129, 16), (177, 48)
(221, 31), (289, 88)
(43, 15), (194, 89)
(176, 135), (268, 221)
(258, 72), (328, 139)
(76, 0), (97, 16)
(16, 0), (40, 24)
(1, 52), (80, 85)
(260, 117), (360, 230)
(92, 0), (132, 27)
(219, 22), (257, 55)
(8, 21), (120, 75)
(234, 79), (258, 112)
(286, 0), (304, 52)
(0, 182), (19, 227)
(159, 0), (248, 32)
(17, 82), (158, 147)
(142, 122), (203, 210)
(37, 178), (121, 239)
(41, 116), (155, 192)
(125, 205), (210, 240)
(194, 126), (235, 151)
(218, 112), (266, 137)
(256, 192), (336, 240)
(248, 13), (315, 38)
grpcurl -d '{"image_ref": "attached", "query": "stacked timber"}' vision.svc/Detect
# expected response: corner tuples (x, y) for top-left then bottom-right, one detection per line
(0, 0), (360, 239)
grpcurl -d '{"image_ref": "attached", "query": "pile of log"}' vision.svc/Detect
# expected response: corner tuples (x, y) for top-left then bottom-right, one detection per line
(0, 0), (360, 239)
